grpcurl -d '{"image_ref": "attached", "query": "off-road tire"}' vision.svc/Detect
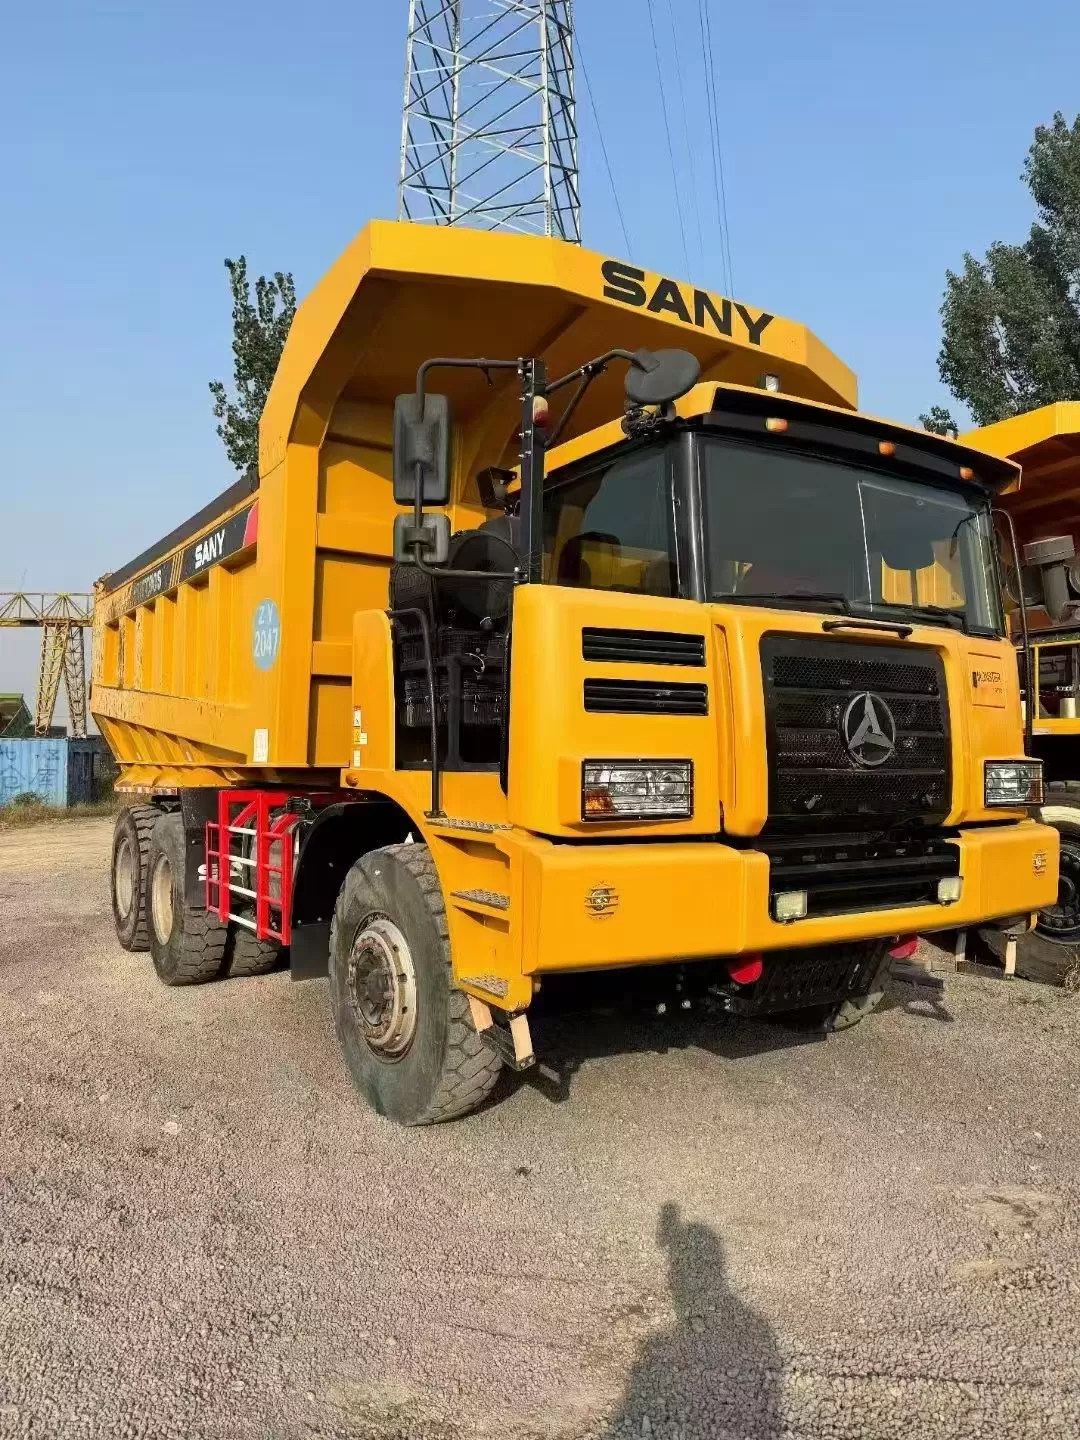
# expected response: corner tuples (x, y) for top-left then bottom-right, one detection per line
(111, 805), (159, 951)
(979, 791), (1080, 987)
(329, 843), (503, 1125)
(227, 927), (282, 978)
(784, 941), (892, 1032)
(147, 812), (229, 986)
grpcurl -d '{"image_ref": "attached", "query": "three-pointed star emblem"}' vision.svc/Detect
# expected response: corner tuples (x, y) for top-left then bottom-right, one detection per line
(841, 692), (897, 767)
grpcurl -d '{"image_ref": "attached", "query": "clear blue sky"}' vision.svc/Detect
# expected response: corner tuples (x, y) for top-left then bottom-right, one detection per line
(1, 0), (1076, 707)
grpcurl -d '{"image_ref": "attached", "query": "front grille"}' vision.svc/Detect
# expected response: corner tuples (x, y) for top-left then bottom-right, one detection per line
(583, 679), (709, 716)
(763, 830), (960, 917)
(762, 635), (950, 828)
(582, 627), (706, 666)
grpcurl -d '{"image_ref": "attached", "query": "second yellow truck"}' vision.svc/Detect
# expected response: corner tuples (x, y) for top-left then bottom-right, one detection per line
(92, 222), (1057, 1123)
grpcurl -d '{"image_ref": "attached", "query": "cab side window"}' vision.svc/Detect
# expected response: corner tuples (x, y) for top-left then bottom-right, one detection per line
(542, 449), (674, 596)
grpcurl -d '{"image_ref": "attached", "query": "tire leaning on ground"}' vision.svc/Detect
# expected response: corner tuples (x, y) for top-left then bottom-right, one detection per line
(329, 843), (503, 1125)
(147, 812), (230, 986)
(978, 791), (1080, 988)
(111, 805), (160, 951)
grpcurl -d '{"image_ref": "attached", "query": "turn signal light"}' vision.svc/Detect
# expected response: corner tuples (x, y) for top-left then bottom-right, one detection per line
(765, 417), (789, 433)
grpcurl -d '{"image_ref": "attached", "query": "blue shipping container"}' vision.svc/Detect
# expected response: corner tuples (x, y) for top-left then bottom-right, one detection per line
(0, 737), (107, 809)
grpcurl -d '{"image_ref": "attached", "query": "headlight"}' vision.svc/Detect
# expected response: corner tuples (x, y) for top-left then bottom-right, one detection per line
(582, 760), (693, 820)
(984, 760), (1043, 807)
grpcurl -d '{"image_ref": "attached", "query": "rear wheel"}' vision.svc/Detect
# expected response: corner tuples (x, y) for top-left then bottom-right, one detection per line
(329, 843), (502, 1125)
(226, 926), (282, 978)
(147, 812), (229, 986)
(111, 805), (159, 951)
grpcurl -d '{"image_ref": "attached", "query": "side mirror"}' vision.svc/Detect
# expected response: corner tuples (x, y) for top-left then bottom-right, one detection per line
(393, 392), (451, 505)
(625, 348), (701, 407)
(393, 513), (450, 566)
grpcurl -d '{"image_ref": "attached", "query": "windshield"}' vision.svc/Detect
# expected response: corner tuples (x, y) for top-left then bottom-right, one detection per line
(701, 437), (1004, 634)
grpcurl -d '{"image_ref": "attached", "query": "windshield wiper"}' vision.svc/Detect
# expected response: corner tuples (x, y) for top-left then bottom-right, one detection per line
(718, 591), (853, 613)
(883, 603), (967, 633)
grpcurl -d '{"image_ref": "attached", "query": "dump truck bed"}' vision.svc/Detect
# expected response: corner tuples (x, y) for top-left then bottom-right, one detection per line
(92, 220), (857, 792)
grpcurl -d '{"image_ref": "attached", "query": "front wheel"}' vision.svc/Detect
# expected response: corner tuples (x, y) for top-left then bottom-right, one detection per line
(781, 940), (892, 1032)
(329, 844), (502, 1125)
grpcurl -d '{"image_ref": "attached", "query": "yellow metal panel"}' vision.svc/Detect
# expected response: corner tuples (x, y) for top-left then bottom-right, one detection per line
(308, 679), (351, 768)
(963, 402), (1080, 464)
(93, 685), (247, 761)
(507, 585), (720, 838)
(518, 821), (1057, 973)
(348, 610), (396, 773)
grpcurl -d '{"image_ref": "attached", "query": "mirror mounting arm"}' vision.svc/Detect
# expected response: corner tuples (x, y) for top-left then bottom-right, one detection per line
(409, 543), (521, 585)
(410, 357), (521, 528)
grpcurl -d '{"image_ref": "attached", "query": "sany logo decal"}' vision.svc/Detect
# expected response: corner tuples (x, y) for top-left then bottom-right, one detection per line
(601, 260), (774, 347)
(194, 528), (227, 570)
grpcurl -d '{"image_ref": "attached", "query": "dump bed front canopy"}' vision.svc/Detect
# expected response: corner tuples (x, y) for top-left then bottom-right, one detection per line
(259, 220), (858, 484)
(964, 403), (1080, 524)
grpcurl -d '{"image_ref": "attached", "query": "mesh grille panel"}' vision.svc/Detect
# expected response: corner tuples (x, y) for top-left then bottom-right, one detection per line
(772, 654), (939, 695)
(762, 636), (950, 826)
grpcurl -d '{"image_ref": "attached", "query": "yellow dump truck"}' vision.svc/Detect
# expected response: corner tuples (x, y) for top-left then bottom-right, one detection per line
(965, 404), (1080, 980)
(93, 221), (1058, 1123)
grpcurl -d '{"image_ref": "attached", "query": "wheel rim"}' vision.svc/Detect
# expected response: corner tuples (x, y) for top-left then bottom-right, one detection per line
(150, 853), (174, 944)
(347, 914), (418, 1060)
(1036, 837), (1080, 944)
(115, 837), (135, 920)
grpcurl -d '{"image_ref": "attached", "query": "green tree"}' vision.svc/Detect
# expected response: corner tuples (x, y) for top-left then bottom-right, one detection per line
(209, 257), (297, 476)
(922, 112), (1080, 436)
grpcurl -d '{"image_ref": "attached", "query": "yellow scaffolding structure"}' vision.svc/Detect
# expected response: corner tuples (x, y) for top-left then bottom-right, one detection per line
(0, 593), (93, 737)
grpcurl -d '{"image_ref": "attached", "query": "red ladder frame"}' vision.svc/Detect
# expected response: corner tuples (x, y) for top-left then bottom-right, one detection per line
(205, 790), (301, 944)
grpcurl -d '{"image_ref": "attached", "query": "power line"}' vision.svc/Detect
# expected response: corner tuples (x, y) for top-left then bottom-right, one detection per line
(645, 0), (690, 278)
(577, 32), (633, 259)
(666, 0), (705, 279)
(700, 0), (735, 293)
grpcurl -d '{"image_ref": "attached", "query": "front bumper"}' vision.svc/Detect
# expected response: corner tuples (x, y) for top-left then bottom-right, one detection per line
(520, 820), (1058, 973)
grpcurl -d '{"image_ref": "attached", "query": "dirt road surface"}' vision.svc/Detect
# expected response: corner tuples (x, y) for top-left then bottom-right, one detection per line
(2, 818), (1080, 1440)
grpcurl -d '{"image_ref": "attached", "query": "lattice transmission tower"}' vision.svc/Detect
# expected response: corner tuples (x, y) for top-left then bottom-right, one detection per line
(399, 1), (580, 242)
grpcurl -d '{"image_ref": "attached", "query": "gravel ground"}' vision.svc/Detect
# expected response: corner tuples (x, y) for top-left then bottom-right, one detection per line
(2, 818), (1080, 1440)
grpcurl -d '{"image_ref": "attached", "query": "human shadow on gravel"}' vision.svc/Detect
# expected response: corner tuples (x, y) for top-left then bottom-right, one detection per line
(602, 1204), (783, 1440)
